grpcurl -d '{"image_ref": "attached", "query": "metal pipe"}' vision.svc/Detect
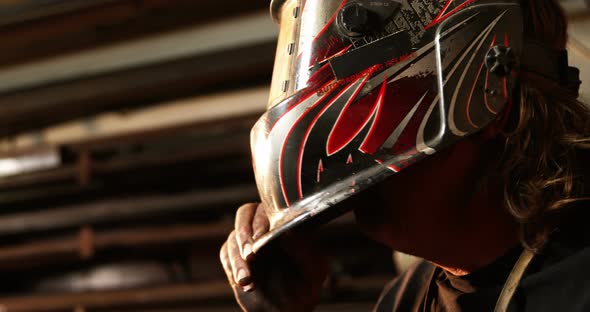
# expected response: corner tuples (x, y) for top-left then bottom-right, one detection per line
(0, 185), (257, 235)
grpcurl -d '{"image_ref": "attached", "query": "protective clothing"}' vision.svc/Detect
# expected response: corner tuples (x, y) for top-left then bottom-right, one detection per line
(250, 0), (577, 252)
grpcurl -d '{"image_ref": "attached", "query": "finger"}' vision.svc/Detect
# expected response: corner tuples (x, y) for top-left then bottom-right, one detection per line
(228, 231), (253, 288)
(235, 203), (257, 261)
(252, 203), (271, 241)
(219, 241), (237, 286)
(221, 240), (256, 296)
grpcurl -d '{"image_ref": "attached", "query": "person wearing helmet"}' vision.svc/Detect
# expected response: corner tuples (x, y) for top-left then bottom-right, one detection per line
(220, 0), (589, 311)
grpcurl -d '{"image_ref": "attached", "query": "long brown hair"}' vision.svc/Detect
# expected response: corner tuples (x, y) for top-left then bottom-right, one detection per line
(501, 0), (590, 250)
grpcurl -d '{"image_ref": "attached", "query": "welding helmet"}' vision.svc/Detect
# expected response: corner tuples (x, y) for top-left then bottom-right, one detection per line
(250, 0), (578, 252)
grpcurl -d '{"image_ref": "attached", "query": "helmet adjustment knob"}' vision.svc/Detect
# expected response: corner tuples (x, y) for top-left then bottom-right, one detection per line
(485, 45), (516, 76)
(338, 3), (371, 38)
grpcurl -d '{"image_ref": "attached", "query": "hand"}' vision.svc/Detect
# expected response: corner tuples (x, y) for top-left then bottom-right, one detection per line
(220, 203), (328, 312)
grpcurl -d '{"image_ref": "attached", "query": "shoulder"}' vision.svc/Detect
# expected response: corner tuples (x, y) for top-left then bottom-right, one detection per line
(374, 260), (435, 312)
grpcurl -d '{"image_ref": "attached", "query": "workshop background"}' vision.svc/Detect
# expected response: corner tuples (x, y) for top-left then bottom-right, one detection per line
(0, 1), (587, 311)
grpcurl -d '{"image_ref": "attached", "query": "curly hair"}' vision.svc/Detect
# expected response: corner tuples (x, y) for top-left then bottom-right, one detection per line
(501, 0), (590, 250)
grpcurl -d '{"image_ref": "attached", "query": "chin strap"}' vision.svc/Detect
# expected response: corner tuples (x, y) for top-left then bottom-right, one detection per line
(520, 39), (582, 97)
(494, 248), (535, 312)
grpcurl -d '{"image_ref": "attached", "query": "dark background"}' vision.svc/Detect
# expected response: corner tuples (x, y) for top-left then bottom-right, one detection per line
(0, 1), (586, 311)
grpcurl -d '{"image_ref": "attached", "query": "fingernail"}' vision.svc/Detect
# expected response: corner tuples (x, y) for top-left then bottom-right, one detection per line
(243, 243), (254, 261)
(243, 284), (256, 292)
(237, 268), (251, 286)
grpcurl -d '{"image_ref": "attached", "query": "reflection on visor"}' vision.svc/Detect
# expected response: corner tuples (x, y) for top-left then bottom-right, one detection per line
(268, 0), (348, 108)
(268, 0), (404, 108)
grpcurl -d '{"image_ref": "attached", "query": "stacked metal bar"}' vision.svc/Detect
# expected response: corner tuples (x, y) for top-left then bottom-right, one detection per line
(0, 1), (401, 311)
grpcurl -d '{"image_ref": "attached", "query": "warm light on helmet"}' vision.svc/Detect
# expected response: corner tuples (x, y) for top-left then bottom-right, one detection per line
(252, 0), (524, 252)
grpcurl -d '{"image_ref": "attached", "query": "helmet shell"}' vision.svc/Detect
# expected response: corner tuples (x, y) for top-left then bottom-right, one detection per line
(252, 0), (523, 252)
